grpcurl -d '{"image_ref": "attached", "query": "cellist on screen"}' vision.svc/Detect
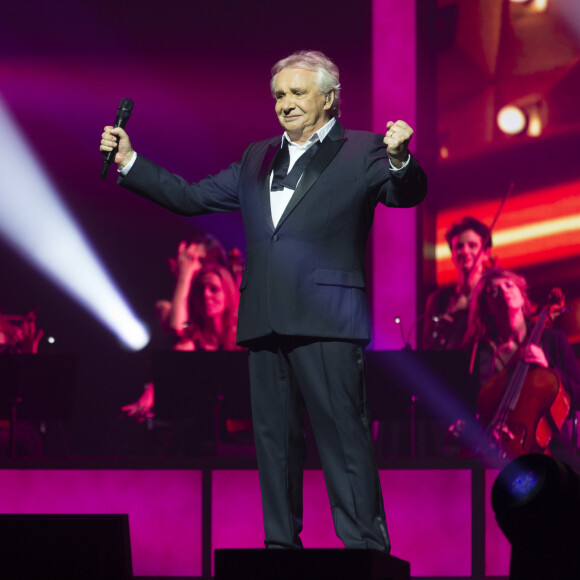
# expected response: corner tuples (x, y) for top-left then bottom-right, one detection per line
(462, 268), (580, 460)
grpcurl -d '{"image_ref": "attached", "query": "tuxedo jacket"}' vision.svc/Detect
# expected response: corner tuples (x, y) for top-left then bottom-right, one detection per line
(120, 121), (427, 346)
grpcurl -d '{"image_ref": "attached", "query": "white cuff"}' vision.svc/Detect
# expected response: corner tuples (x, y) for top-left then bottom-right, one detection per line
(389, 154), (410, 171)
(119, 151), (138, 175)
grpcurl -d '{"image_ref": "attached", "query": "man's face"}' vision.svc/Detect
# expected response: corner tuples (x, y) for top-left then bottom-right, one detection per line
(450, 229), (490, 275)
(274, 67), (333, 143)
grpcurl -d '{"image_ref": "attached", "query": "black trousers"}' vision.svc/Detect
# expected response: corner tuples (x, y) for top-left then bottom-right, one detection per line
(248, 336), (390, 552)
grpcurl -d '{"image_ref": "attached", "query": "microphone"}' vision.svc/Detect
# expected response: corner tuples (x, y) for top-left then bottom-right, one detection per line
(101, 98), (134, 180)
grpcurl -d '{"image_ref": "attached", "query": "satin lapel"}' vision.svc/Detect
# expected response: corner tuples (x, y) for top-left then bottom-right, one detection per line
(258, 140), (282, 231)
(274, 132), (346, 231)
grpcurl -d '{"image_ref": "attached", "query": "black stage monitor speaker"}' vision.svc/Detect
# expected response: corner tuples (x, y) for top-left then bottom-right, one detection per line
(0, 514), (133, 580)
(214, 548), (410, 580)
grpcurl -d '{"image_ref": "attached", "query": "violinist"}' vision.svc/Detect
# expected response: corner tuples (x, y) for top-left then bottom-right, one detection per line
(423, 217), (492, 350)
(464, 268), (580, 457)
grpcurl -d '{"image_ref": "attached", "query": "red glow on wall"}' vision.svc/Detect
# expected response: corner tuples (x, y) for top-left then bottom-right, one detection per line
(435, 180), (580, 285)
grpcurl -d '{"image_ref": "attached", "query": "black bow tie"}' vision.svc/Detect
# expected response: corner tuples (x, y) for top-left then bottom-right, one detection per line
(271, 138), (320, 192)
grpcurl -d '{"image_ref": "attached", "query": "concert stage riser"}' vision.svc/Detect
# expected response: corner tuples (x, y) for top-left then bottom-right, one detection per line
(0, 462), (509, 579)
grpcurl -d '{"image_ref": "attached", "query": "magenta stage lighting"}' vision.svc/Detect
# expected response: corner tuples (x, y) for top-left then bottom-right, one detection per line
(0, 96), (149, 350)
(491, 453), (580, 579)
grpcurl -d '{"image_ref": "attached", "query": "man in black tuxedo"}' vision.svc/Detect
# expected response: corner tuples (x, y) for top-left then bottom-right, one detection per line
(100, 50), (427, 553)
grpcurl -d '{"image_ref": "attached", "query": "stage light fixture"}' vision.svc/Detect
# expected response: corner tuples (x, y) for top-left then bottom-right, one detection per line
(510, 0), (548, 11)
(0, 96), (149, 351)
(491, 453), (580, 579)
(496, 105), (527, 135)
(497, 97), (546, 137)
(525, 106), (543, 137)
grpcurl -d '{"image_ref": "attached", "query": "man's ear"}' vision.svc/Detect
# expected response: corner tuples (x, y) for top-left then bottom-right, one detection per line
(324, 89), (335, 111)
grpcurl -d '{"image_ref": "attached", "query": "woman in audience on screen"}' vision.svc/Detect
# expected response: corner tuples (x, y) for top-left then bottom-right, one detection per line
(121, 237), (243, 422)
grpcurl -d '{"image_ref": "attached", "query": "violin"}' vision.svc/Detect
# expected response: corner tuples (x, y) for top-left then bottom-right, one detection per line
(426, 254), (499, 351)
(476, 288), (571, 459)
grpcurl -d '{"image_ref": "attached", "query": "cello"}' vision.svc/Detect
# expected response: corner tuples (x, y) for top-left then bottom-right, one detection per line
(476, 288), (571, 459)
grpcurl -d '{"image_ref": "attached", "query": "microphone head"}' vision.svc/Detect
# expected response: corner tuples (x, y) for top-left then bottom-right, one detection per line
(116, 98), (134, 128)
(118, 97), (133, 111)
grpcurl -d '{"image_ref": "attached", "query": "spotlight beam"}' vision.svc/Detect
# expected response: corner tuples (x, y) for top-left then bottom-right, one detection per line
(0, 96), (149, 350)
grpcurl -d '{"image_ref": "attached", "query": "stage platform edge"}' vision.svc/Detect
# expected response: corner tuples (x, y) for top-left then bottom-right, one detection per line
(214, 548), (410, 580)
